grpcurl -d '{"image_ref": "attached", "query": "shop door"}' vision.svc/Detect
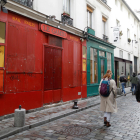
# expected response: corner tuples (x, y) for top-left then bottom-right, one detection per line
(99, 58), (106, 81)
(44, 47), (62, 103)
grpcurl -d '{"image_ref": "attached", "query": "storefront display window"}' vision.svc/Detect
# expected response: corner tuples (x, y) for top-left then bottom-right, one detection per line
(99, 51), (105, 57)
(82, 46), (87, 71)
(107, 52), (111, 70)
(126, 63), (132, 87)
(0, 46), (4, 67)
(90, 48), (98, 83)
(82, 46), (86, 58)
(0, 22), (6, 43)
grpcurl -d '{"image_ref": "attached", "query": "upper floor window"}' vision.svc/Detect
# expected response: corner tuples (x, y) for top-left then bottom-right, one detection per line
(134, 19), (136, 25)
(0, 22), (6, 44)
(116, 19), (120, 27)
(127, 28), (130, 40)
(87, 5), (93, 28)
(115, 0), (117, 6)
(120, 3), (123, 11)
(128, 53), (130, 60)
(63, 0), (70, 14)
(102, 16), (107, 35)
(119, 50), (123, 58)
(128, 12), (130, 19)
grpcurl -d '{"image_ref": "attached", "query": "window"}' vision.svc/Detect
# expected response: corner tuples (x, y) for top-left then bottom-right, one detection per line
(119, 50), (123, 58)
(0, 46), (4, 67)
(107, 53), (112, 70)
(90, 48), (98, 83)
(120, 3), (123, 11)
(128, 53), (130, 60)
(102, 16), (107, 35)
(87, 5), (93, 28)
(134, 19), (136, 25)
(128, 12), (130, 19)
(99, 51), (105, 57)
(115, 0), (117, 6)
(116, 20), (120, 27)
(127, 28), (130, 40)
(82, 46), (86, 71)
(63, 0), (70, 14)
(0, 22), (6, 43)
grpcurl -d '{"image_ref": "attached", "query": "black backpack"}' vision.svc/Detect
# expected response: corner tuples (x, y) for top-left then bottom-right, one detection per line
(120, 76), (127, 82)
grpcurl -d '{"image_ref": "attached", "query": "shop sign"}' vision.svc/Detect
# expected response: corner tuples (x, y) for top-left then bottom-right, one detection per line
(113, 26), (119, 43)
(41, 24), (67, 38)
(99, 46), (106, 50)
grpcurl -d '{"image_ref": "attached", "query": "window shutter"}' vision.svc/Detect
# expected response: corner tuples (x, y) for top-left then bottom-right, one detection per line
(102, 16), (107, 22)
(87, 5), (93, 13)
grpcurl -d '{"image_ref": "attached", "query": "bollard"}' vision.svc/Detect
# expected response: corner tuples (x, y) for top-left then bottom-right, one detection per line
(14, 105), (26, 127)
(72, 100), (78, 109)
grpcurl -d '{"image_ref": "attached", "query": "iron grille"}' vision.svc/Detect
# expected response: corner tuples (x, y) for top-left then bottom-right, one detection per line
(12, 0), (33, 8)
(101, 0), (107, 4)
(103, 34), (108, 42)
(61, 14), (73, 26)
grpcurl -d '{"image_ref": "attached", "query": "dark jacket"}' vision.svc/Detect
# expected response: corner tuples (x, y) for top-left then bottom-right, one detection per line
(119, 74), (127, 83)
(130, 73), (138, 84)
(135, 75), (140, 102)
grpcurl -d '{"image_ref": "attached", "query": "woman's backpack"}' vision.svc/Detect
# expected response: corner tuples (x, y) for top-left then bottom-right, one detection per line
(100, 79), (111, 97)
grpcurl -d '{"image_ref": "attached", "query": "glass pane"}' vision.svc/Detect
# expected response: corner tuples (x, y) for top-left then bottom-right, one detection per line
(0, 46), (4, 67)
(101, 59), (105, 79)
(82, 46), (86, 58)
(107, 52), (111, 70)
(0, 70), (4, 91)
(90, 48), (98, 83)
(126, 63), (132, 87)
(0, 22), (6, 43)
(99, 51), (105, 57)
(82, 59), (86, 71)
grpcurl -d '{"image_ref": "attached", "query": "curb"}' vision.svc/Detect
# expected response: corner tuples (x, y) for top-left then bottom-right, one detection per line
(0, 92), (131, 139)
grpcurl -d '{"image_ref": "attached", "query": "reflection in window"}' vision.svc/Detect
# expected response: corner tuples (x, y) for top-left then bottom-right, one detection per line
(0, 70), (4, 91)
(107, 52), (111, 70)
(0, 22), (6, 43)
(99, 51), (105, 57)
(82, 59), (86, 71)
(0, 46), (4, 67)
(90, 48), (98, 83)
(82, 46), (86, 58)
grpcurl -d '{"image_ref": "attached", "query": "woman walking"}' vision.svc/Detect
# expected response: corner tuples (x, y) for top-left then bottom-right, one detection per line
(99, 70), (117, 127)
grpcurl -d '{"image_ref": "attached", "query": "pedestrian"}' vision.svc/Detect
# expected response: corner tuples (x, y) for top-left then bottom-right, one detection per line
(119, 72), (127, 96)
(99, 70), (117, 127)
(130, 72), (138, 95)
(135, 73), (140, 102)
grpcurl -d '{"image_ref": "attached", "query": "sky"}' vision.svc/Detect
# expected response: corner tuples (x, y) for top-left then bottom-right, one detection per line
(125, 0), (140, 11)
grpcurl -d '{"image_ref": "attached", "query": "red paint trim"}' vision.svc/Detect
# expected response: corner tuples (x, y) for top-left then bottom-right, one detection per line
(41, 24), (67, 39)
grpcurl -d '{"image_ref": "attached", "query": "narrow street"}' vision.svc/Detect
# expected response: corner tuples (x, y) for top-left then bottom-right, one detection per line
(3, 93), (140, 140)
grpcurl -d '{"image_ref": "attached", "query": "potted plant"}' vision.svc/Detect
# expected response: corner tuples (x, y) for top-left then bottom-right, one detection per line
(119, 31), (123, 36)
(128, 38), (131, 43)
(62, 12), (70, 17)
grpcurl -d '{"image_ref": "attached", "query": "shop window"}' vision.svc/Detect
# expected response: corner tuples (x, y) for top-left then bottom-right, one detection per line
(0, 22), (6, 43)
(0, 70), (4, 91)
(0, 46), (4, 67)
(107, 52), (112, 70)
(99, 51), (105, 57)
(82, 46), (86, 58)
(82, 46), (86, 71)
(90, 48), (98, 83)
(87, 5), (93, 28)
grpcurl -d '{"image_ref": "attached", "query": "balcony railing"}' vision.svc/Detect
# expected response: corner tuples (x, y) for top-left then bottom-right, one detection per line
(61, 14), (73, 26)
(101, 0), (107, 4)
(12, 0), (33, 8)
(103, 34), (108, 42)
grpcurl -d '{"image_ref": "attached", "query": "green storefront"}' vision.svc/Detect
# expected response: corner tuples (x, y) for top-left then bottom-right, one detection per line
(87, 28), (116, 97)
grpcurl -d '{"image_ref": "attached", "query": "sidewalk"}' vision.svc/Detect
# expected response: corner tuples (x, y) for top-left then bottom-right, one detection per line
(0, 87), (131, 139)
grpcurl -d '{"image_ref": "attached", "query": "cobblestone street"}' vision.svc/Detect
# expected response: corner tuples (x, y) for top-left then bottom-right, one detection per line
(3, 93), (140, 140)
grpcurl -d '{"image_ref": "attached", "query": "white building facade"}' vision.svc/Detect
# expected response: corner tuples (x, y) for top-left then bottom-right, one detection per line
(33, 0), (140, 86)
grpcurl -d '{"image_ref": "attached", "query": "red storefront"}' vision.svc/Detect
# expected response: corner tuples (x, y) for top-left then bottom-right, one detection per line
(0, 10), (87, 116)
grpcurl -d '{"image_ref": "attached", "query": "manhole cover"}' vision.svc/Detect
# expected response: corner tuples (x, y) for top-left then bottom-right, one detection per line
(56, 124), (91, 136)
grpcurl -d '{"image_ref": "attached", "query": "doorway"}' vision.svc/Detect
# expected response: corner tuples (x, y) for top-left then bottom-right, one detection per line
(44, 47), (62, 103)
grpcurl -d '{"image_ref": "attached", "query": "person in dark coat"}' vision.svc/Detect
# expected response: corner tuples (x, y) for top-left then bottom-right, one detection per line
(136, 73), (140, 102)
(130, 72), (138, 95)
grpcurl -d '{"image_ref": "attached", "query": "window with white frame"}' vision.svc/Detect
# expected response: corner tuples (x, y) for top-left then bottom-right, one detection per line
(128, 53), (130, 60)
(87, 5), (93, 28)
(102, 16), (107, 35)
(63, 0), (70, 14)
(127, 28), (130, 40)
(134, 19), (136, 25)
(119, 50), (123, 58)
